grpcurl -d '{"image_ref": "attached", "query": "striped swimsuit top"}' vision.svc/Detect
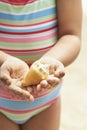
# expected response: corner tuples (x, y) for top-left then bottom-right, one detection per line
(0, 0), (58, 66)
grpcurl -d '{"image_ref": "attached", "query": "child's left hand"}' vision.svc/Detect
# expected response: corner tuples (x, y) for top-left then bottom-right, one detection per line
(26, 57), (65, 95)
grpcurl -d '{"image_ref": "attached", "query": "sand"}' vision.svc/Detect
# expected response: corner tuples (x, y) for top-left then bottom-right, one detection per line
(60, 1), (87, 130)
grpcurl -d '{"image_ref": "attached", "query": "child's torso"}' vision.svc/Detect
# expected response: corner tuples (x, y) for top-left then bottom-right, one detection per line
(0, 0), (58, 65)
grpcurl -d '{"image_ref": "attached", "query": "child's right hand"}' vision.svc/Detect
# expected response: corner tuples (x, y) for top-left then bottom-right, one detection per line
(0, 55), (34, 102)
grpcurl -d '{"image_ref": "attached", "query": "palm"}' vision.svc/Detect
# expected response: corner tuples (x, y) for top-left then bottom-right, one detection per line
(3, 57), (29, 80)
(0, 57), (34, 102)
(32, 57), (65, 92)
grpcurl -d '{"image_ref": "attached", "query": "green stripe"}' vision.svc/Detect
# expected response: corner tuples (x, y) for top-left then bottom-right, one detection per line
(0, 0), (56, 14)
(1, 106), (48, 120)
(17, 54), (43, 60)
(16, 54), (44, 63)
(1, 110), (31, 120)
(0, 37), (58, 49)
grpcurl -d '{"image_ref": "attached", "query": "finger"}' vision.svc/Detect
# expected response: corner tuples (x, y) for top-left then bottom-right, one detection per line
(54, 63), (65, 78)
(27, 87), (33, 93)
(36, 84), (42, 91)
(54, 70), (65, 78)
(47, 75), (60, 86)
(22, 91), (34, 102)
(8, 83), (34, 102)
(40, 80), (48, 88)
(36, 80), (48, 91)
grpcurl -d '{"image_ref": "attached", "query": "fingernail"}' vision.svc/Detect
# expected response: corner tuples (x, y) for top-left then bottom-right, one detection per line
(29, 95), (34, 102)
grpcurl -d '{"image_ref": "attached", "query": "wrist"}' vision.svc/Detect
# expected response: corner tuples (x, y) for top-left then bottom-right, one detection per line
(40, 55), (65, 68)
(0, 51), (11, 66)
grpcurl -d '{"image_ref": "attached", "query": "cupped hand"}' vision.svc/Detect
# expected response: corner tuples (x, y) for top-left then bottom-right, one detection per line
(0, 56), (34, 102)
(33, 57), (65, 92)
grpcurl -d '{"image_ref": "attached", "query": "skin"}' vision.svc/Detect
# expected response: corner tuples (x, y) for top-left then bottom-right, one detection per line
(0, 0), (82, 130)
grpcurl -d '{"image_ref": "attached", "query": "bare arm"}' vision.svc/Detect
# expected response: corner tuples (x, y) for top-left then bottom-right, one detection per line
(41, 0), (82, 67)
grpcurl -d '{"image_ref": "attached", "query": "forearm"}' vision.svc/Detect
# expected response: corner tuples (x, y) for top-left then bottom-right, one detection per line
(0, 51), (11, 66)
(41, 34), (81, 67)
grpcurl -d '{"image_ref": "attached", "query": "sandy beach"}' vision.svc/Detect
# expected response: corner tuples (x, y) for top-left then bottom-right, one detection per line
(60, 1), (87, 130)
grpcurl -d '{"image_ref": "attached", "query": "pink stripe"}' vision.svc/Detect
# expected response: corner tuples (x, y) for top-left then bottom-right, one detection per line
(3, 48), (50, 56)
(0, 98), (58, 114)
(1, 32), (57, 43)
(1, 0), (37, 5)
(0, 87), (56, 100)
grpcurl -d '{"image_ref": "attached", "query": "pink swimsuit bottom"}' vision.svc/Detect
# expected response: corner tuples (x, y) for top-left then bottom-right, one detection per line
(0, 83), (61, 124)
